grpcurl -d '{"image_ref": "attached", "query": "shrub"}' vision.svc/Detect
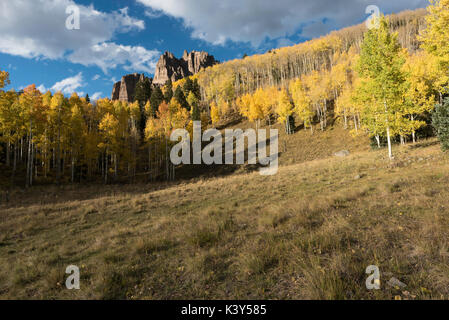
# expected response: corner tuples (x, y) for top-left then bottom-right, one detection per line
(432, 97), (449, 151)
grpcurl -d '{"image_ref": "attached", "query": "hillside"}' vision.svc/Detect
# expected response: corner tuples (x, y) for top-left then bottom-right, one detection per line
(1, 2), (449, 302)
(0, 8), (437, 189)
(1, 138), (448, 299)
(196, 9), (427, 103)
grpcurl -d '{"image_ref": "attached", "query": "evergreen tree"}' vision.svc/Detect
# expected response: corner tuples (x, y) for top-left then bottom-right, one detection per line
(85, 93), (90, 103)
(134, 78), (152, 108)
(174, 85), (189, 111)
(433, 97), (449, 151)
(150, 86), (164, 118)
(183, 77), (194, 95)
(187, 91), (201, 121)
(192, 78), (201, 99)
(164, 79), (173, 102)
(134, 77), (152, 134)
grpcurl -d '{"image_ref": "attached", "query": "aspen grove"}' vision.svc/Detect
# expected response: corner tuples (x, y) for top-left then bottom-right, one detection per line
(1, 1), (449, 186)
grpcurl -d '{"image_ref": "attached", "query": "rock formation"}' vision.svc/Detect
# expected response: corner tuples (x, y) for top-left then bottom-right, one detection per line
(112, 50), (218, 101)
(111, 73), (151, 102)
(153, 50), (218, 86)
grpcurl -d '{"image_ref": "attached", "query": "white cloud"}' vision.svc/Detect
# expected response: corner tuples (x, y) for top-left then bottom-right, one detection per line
(92, 74), (101, 81)
(91, 92), (103, 101)
(37, 72), (84, 95)
(68, 42), (160, 74)
(51, 72), (84, 94)
(37, 84), (48, 93)
(145, 8), (164, 19)
(0, 0), (159, 73)
(137, 0), (428, 46)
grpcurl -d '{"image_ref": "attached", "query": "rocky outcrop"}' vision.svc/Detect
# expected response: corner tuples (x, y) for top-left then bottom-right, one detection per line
(112, 50), (218, 101)
(153, 50), (218, 86)
(111, 73), (151, 102)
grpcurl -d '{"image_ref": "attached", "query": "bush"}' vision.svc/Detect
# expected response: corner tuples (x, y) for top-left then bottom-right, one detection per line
(432, 98), (449, 151)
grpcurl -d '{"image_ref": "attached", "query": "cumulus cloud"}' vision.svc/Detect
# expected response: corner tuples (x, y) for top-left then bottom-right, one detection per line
(37, 84), (48, 93)
(37, 72), (84, 95)
(68, 42), (160, 74)
(51, 72), (84, 94)
(137, 0), (428, 46)
(91, 92), (103, 101)
(145, 8), (164, 19)
(0, 0), (159, 73)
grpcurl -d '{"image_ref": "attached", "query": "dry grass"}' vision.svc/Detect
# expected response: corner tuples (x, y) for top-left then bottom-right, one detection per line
(0, 136), (448, 300)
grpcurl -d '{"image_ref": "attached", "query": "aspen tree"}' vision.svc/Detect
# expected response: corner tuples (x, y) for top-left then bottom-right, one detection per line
(290, 79), (314, 132)
(276, 89), (294, 135)
(356, 17), (407, 159)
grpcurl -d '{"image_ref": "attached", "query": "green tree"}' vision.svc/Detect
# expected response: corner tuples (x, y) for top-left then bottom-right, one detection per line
(356, 16), (407, 159)
(164, 79), (173, 102)
(183, 77), (194, 95)
(432, 97), (449, 151)
(174, 85), (189, 111)
(134, 77), (152, 134)
(187, 91), (200, 121)
(192, 78), (201, 99)
(150, 86), (164, 118)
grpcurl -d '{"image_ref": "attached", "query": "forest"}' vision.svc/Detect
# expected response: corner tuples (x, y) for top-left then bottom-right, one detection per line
(1, 1), (449, 188)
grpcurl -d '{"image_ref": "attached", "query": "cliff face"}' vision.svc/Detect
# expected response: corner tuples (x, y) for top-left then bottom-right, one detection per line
(153, 50), (218, 86)
(111, 73), (151, 102)
(112, 50), (218, 101)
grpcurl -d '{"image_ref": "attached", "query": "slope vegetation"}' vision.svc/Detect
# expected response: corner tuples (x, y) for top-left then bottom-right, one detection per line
(1, 138), (448, 300)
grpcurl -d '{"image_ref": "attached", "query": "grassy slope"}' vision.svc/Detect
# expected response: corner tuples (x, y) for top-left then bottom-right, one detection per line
(0, 124), (448, 299)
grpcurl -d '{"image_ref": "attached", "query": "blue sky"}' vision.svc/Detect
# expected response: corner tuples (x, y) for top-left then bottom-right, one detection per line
(0, 0), (429, 101)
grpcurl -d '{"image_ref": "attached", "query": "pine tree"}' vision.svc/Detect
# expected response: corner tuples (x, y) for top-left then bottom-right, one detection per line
(150, 86), (164, 118)
(134, 77), (152, 135)
(164, 79), (173, 102)
(183, 77), (194, 95)
(174, 85), (189, 111)
(187, 91), (201, 121)
(192, 78), (201, 99)
(433, 97), (449, 151)
(134, 77), (152, 107)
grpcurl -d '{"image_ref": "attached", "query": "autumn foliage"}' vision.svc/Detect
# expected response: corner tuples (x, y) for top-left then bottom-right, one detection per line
(0, 2), (448, 186)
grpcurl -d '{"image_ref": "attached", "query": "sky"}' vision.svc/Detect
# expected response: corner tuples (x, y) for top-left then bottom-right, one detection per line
(0, 0), (429, 101)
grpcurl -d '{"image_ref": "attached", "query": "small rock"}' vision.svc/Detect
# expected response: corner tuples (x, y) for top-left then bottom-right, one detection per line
(387, 277), (407, 289)
(354, 175), (361, 180)
(334, 150), (350, 157)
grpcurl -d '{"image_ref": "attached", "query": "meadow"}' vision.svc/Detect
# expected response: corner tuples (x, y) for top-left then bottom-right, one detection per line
(1, 126), (448, 300)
